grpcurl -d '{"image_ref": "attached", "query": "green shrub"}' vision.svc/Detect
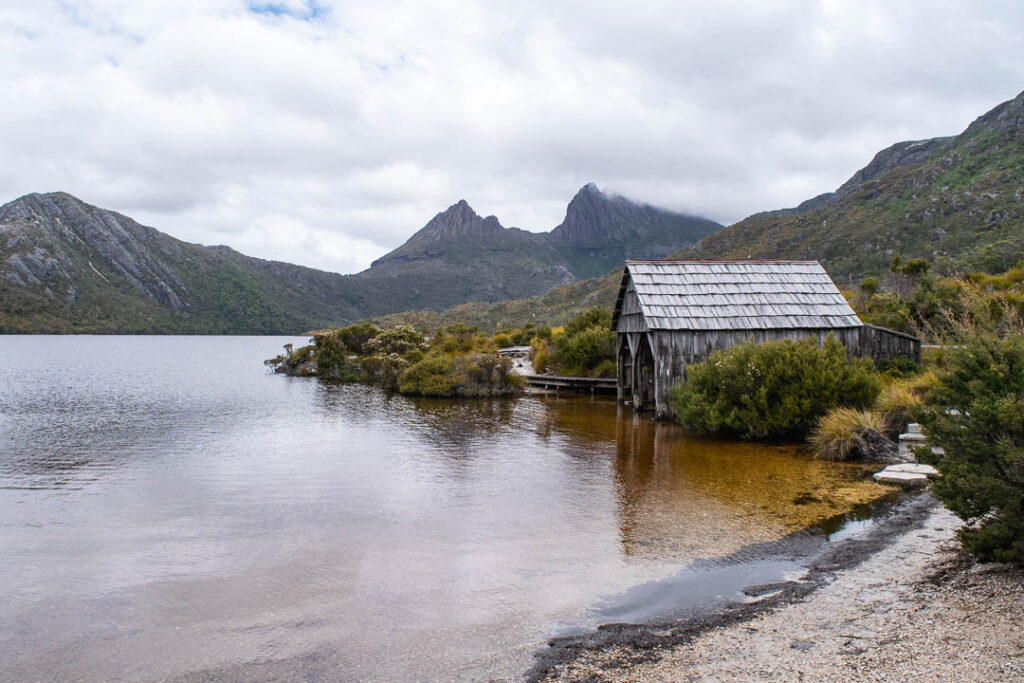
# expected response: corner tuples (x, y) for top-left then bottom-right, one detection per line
(531, 339), (553, 374)
(398, 352), (522, 396)
(589, 358), (617, 378)
(918, 296), (1024, 563)
(492, 333), (514, 348)
(398, 355), (462, 396)
(333, 322), (378, 355)
(312, 330), (361, 380)
(876, 355), (921, 379)
(810, 408), (890, 461)
(554, 325), (616, 376)
(363, 325), (428, 357)
(564, 306), (612, 335)
(669, 336), (881, 439)
(360, 353), (411, 391)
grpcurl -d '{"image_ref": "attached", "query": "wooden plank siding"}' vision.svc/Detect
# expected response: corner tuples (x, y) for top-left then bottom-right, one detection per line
(858, 324), (922, 364)
(612, 260), (921, 419)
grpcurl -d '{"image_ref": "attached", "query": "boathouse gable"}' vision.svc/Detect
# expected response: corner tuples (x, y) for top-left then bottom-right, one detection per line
(611, 260), (919, 419)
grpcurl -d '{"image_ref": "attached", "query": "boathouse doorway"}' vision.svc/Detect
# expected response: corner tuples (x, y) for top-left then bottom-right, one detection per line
(633, 333), (656, 411)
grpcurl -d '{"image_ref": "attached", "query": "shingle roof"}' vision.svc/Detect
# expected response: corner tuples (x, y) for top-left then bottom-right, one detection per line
(612, 260), (862, 331)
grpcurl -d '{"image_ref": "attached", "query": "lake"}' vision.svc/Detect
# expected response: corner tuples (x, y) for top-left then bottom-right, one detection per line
(0, 336), (888, 681)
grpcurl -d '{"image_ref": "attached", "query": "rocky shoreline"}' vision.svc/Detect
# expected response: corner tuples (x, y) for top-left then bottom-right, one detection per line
(530, 494), (1024, 682)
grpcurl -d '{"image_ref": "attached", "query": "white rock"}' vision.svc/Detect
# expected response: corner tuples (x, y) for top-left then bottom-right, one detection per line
(874, 471), (930, 487)
(884, 463), (939, 478)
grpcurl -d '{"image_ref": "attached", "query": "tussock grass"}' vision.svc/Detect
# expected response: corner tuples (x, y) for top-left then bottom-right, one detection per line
(810, 408), (889, 461)
(876, 384), (923, 436)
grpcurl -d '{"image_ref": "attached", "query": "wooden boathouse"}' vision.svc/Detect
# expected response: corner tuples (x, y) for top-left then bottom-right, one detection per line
(612, 260), (920, 419)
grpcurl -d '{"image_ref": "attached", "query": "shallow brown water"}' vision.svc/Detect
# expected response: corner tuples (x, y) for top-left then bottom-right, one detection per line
(0, 336), (886, 681)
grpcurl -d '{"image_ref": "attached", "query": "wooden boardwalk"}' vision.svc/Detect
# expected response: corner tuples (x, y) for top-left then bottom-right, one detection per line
(522, 373), (617, 394)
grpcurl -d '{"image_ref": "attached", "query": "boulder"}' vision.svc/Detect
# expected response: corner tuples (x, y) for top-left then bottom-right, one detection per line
(873, 470), (930, 487)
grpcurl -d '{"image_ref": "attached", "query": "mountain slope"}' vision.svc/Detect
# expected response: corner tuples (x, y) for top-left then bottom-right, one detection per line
(0, 186), (720, 333)
(690, 90), (1024, 283)
(0, 192), (369, 333)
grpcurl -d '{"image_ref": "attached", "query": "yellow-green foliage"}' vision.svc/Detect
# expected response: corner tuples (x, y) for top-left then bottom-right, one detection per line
(853, 261), (1024, 340)
(875, 370), (938, 436)
(268, 321), (534, 397)
(969, 266), (1024, 290)
(398, 352), (523, 397)
(529, 307), (616, 377)
(530, 336), (552, 374)
(810, 408), (889, 461)
(875, 384), (923, 436)
(670, 336), (882, 440)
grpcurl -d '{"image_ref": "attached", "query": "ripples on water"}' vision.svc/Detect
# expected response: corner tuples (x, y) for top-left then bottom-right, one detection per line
(0, 336), (886, 681)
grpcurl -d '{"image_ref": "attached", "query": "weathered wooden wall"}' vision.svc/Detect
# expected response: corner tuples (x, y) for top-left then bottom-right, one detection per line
(857, 324), (922, 363)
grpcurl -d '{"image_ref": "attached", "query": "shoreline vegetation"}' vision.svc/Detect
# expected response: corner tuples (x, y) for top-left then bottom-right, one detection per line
(264, 307), (617, 397)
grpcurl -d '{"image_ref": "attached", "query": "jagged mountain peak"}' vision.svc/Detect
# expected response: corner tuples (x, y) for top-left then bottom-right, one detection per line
(369, 198), (511, 267)
(551, 183), (720, 247)
(418, 199), (504, 241)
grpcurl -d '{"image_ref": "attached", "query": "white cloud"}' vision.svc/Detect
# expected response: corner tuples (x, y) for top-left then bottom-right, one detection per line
(1, 0), (1022, 273)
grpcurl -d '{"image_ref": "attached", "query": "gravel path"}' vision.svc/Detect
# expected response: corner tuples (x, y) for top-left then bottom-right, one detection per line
(543, 504), (1024, 682)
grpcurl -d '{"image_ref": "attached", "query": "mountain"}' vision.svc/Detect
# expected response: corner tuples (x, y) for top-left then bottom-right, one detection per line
(0, 192), (369, 333)
(689, 90), (1024, 283)
(0, 186), (720, 333)
(550, 183), (722, 278)
(386, 90), (1024, 336)
(360, 185), (720, 315)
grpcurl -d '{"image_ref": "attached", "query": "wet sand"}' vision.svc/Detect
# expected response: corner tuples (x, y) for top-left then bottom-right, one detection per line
(533, 494), (1024, 682)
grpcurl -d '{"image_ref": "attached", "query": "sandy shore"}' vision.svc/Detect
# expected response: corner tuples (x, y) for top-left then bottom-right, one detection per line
(534, 496), (1024, 682)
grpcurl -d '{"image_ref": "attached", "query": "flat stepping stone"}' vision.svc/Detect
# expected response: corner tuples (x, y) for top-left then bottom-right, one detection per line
(885, 463), (939, 478)
(873, 470), (930, 487)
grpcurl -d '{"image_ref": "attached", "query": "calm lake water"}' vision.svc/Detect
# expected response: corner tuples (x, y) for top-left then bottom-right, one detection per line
(0, 336), (887, 681)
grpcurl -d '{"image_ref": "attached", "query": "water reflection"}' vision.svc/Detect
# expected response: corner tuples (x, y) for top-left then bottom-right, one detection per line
(0, 337), (892, 682)
(527, 395), (882, 561)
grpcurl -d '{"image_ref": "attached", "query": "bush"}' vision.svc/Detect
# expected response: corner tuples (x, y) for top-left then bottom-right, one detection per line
(875, 383), (924, 436)
(313, 330), (362, 380)
(333, 322), (378, 355)
(554, 325), (616, 376)
(363, 325), (428, 357)
(398, 352), (523, 396)
(532, 307), (616, 377)
(531, 339), (553, 374)
(669, 336), (881, 439)
(398, 355), (462, 396)
(360, 353), (411, 391)
(564, 307), (612, 335)
(876, 355), (921, 379)
(810, 408), (891, 461)
(589, 358), (617, 378)
(918, 297), (1024, 563)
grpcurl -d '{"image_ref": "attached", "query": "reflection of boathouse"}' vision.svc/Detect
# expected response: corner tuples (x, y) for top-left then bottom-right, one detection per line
(612, 260), (920, 419)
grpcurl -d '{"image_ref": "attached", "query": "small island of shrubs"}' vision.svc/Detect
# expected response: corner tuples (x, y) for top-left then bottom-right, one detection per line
(266, 322), (527, 397)
(264, 307), (618, 398)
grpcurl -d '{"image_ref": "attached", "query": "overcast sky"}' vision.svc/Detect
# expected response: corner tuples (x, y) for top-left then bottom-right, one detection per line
(2, 1), (1023, 273)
